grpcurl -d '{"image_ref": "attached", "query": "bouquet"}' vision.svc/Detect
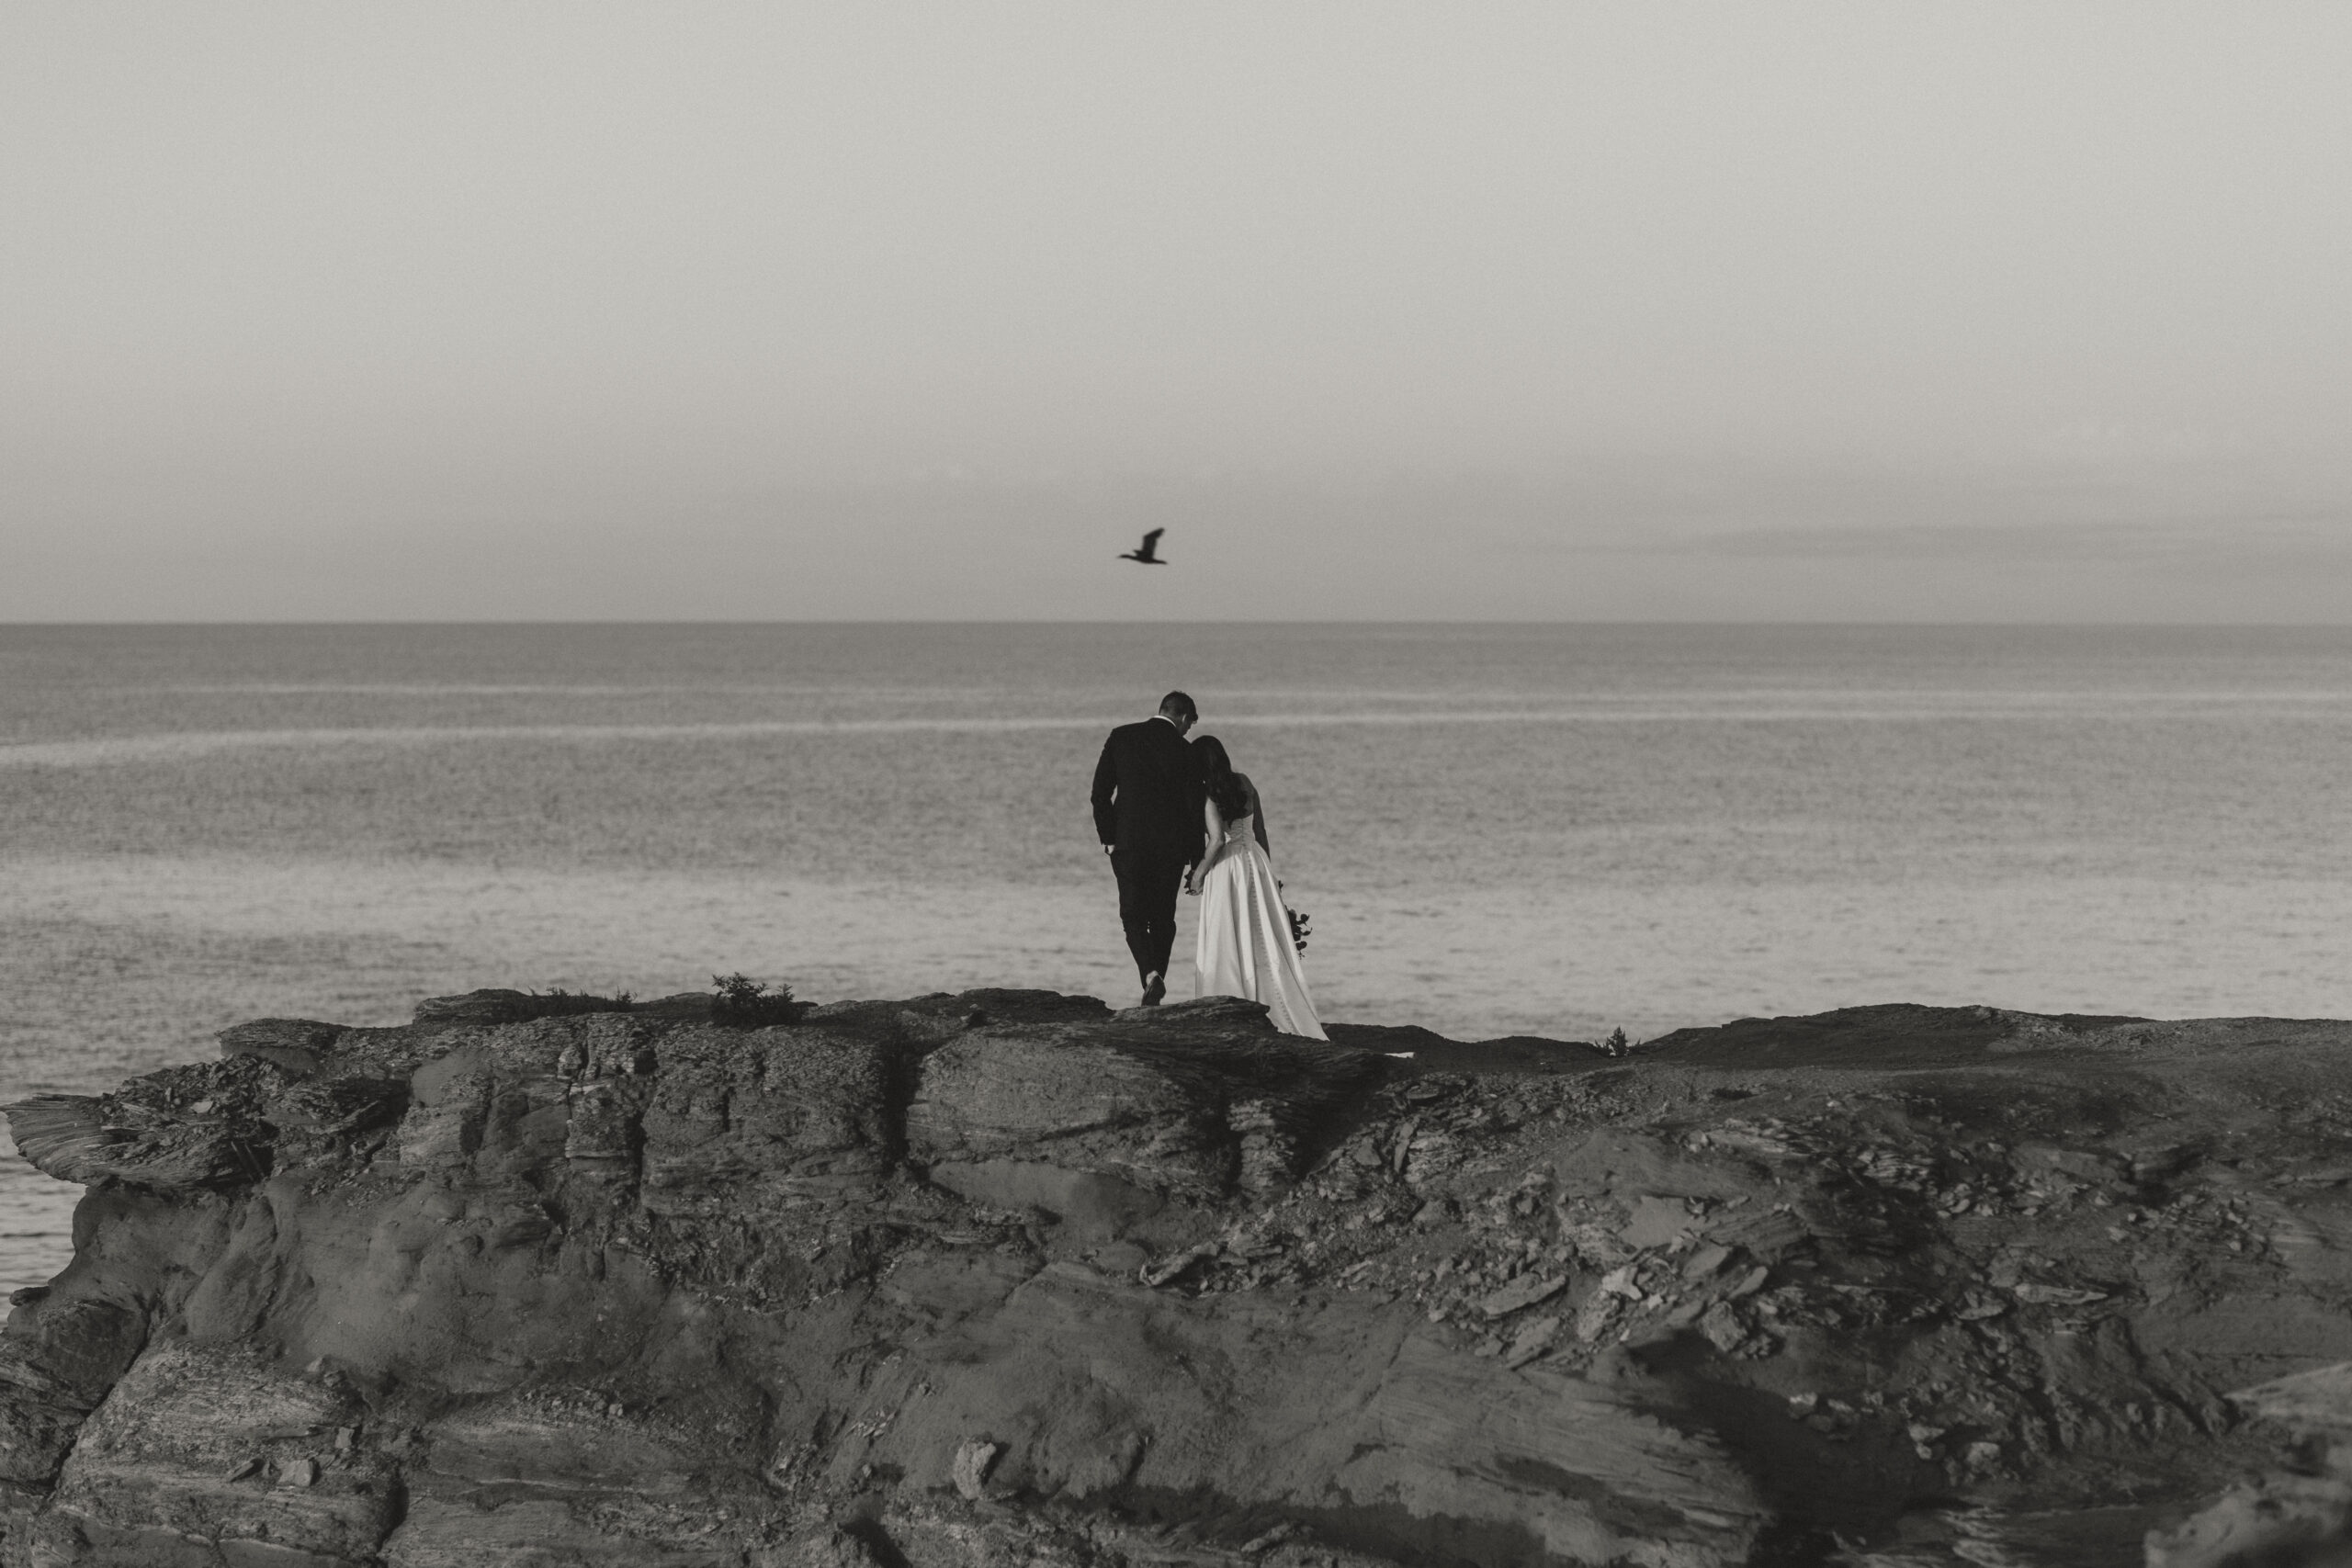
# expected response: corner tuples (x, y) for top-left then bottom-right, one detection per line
(1277, 881), (1311, 954)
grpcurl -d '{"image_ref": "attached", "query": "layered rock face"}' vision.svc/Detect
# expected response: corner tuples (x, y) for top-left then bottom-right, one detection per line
(6, 987), (2352, 1566)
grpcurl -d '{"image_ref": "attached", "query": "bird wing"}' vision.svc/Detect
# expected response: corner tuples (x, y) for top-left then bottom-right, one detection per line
(1138, 528), (1164, 550)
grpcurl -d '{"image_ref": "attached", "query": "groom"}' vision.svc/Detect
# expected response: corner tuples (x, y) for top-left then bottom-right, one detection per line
(1091, 690), (1204, 1007)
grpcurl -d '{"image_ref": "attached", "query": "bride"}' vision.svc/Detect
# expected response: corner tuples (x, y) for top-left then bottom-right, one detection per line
(1183, 736), (1328, 1039)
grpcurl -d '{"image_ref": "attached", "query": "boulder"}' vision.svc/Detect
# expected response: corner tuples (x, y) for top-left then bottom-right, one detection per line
(8, 987), (2352, 1564)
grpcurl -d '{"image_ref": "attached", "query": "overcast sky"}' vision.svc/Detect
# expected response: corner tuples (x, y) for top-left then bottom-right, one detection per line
(4, 4), (2347, 621)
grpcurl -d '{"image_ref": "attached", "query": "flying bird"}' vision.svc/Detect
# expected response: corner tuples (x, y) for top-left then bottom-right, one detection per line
(1118, 528), (1168, 565)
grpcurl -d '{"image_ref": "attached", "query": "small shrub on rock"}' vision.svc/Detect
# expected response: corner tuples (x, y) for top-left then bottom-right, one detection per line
(712, 973), (801, 1027)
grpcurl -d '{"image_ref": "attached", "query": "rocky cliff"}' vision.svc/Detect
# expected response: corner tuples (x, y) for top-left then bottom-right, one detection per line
(7, 986), (2352, 1567)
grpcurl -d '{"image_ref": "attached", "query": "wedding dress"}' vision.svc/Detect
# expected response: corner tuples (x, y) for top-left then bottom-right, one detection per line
(1193, 801), (1328, 1039)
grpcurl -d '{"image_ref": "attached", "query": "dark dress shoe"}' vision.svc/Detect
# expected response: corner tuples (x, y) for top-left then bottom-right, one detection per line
(1140, 972), (1166, 1007)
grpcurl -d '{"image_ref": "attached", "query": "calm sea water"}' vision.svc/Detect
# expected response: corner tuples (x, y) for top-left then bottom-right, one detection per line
(5, 621), (2350, 1291)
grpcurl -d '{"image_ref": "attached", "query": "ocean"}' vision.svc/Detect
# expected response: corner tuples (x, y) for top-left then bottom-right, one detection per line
(5, 621), (2350, 1292)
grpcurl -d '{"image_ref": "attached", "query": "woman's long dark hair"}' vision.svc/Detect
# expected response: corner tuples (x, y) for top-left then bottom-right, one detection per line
(1192, 734), (1250, 818)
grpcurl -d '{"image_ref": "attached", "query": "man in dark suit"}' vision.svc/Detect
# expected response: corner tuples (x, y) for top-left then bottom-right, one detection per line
(1091, 690), (1204, 1007)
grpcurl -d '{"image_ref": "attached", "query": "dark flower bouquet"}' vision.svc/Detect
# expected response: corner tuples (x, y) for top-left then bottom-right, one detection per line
(1278, 881), (1311, 954)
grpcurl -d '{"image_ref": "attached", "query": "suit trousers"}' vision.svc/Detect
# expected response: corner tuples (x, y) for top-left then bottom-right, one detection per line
(1110, 846), (1189, 985)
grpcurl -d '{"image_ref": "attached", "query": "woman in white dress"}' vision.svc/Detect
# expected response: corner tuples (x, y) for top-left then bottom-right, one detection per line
(1183, 736), (1328, 1039)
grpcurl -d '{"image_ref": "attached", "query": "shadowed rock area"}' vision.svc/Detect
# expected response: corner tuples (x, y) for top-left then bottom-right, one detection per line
(6, 987), (2352, 1566)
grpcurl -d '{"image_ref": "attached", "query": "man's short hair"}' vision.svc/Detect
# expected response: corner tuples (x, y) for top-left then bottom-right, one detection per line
(1159, 691), (1198, 723)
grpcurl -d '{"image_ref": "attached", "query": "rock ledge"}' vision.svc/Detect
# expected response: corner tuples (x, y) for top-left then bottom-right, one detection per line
(7, 988), (2352, 1565)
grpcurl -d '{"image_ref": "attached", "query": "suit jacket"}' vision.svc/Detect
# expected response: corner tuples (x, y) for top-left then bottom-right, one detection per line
(1091, 717), (1204, 859)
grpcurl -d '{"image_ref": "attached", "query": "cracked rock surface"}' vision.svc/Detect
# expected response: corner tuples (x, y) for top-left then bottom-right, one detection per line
(6, 989), (2352, 1565)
